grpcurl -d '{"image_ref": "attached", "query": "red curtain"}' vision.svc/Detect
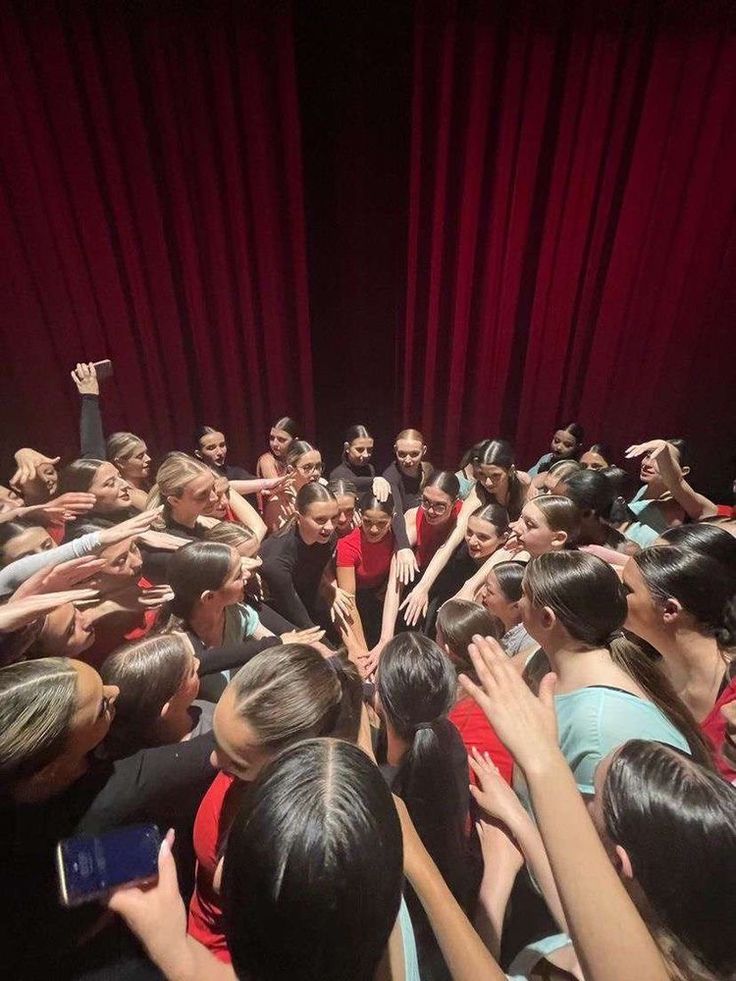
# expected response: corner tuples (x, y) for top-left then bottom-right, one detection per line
(402, 0), (736, 474)
(0, 1), (313, 467)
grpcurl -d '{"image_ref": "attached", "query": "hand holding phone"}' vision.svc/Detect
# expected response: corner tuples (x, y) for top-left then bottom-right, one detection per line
(56, 824), (161, 907)
(92, 359), (113, 381)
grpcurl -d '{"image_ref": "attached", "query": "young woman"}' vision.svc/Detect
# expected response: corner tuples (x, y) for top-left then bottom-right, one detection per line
(402, 443), (532, 627)
(660, 522), (736, 570)
(554, 468), (630, 551)
(156, 541), (322, 681)
(199, 471), (267, 543)
(326, 477), (359, 537)
(510, 496), (581, 558)
(382, 428), (432, 514)
(480, 559), (537, 659)
(518, 551), (711, 798)
(100, 633), (211, 758)
(460, 642), (736, 981)
(194, 426), (284, 502)
(186, 645), (362, 963)
(110, 740), (421, 981)
(59, 459), (138, 536)
(0, 656), (217, 977)
(376, 632), (470, 980)
(328, 424), (392, 498)
(260, 483), (347, 630)
(255, 415), (299, 479)
(424, 503), (510, 634)
(527, 422), (585, 476)
(336, 491), (397, 649)
(262, 439), (324, 534)
(71, 362), (151, 510)
(435, 599), (513, 784)
(579, 442), (611, 471)
(0, 520), (56, 567)
(620, 438), (690, 546)
(622, 544), (736, 778)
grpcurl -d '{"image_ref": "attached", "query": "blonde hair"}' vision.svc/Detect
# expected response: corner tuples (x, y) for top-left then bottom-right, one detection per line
(0, 657), (78, 793)
(146, 452), (211, 518)
(106, 431), (145, 464)
(396, 428), (425, 444)
(204, 520), (257, 549)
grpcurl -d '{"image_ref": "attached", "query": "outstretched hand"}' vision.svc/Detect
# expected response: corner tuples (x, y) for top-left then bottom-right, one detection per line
(395, 548), (419, 586)
(624, 439), (667, 461)
(0, 589), (99, 633)
(459, 635), (559, 774)
(400, 585), (428, 626)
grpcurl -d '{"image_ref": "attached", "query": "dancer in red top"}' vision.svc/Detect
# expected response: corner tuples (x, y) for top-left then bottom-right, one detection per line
(187, 644), (362, 961)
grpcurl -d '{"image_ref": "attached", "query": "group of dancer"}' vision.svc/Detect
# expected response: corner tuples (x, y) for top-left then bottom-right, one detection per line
(0, 361), (734, 981)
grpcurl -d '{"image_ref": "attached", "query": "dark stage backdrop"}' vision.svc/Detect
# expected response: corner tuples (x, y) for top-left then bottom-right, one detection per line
(0, 0), (313, 469)
(1, 1), (735, 495)
(402, 0), (736, 489)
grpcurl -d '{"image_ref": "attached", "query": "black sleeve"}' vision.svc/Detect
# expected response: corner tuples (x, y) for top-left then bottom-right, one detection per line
(197, 636), (282, 674)
(80, 394), (106, 460)
(76, 732), (217, 835)
(329, 462), (374, 491)
(260, 539), (315, 630)
(226, 464), (258, 481)
(391, 507), (411, 551)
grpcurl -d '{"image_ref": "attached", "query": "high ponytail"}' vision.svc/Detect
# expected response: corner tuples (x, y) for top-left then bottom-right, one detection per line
(377, 634), (469, 906)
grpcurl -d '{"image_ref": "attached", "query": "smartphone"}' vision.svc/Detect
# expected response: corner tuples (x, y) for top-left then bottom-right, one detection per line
(56, 824), (161, 907)
(91, 359), (113, 381)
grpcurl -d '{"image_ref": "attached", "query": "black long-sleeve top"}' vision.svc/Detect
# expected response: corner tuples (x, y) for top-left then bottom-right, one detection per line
(328, 459), (375, 490)
(80, 393), (107, 460)
(259, 524), (336, 629)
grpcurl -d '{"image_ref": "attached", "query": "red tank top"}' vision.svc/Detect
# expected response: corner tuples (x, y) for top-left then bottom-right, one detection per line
(415, 500), (462, 570)
(187, 771), (240, 962)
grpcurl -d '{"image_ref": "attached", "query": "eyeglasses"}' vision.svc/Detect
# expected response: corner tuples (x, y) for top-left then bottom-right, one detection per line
(297, 462), (323, 475)
(420, 497), (449, 515)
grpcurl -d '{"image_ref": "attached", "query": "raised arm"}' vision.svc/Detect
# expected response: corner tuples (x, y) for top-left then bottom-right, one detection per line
(400, 493), (478, 626)
(451, 544), (530, 603)
(71, 362), (107, 460)
(625, 440), (717, 521)
(460, 637), (670, 981)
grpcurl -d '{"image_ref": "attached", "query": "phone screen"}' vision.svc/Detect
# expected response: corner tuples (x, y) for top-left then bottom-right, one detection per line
(57, 824), (161, 906)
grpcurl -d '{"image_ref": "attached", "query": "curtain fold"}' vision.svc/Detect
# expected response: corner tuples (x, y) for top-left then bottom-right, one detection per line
(0, 0), (313, 467)
(403, 0), (736, 471)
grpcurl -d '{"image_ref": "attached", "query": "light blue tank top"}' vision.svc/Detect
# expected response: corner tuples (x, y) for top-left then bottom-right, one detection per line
(398, 897), (421, 981)
(506, 933), (572, 979)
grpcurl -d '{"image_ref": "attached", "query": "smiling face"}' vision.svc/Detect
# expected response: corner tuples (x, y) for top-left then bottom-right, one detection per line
(510, 502), (562, 557)
(551, 429), (579, 459)
(198, 431), (227, 469)
(361, 507), (392, 545)
(465, 515), (505, 560)
(298, 500), (337, 545)
(168, 472), (218, 526)
(420, 485), (456, 526)
(346, 437), (374, 467)
(89, 462), (131, 513)
(116, 442), (151, 484)
(395, 438), (424, 476)
(211, 685), (273, 782)
(269, 428), (293, 460)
